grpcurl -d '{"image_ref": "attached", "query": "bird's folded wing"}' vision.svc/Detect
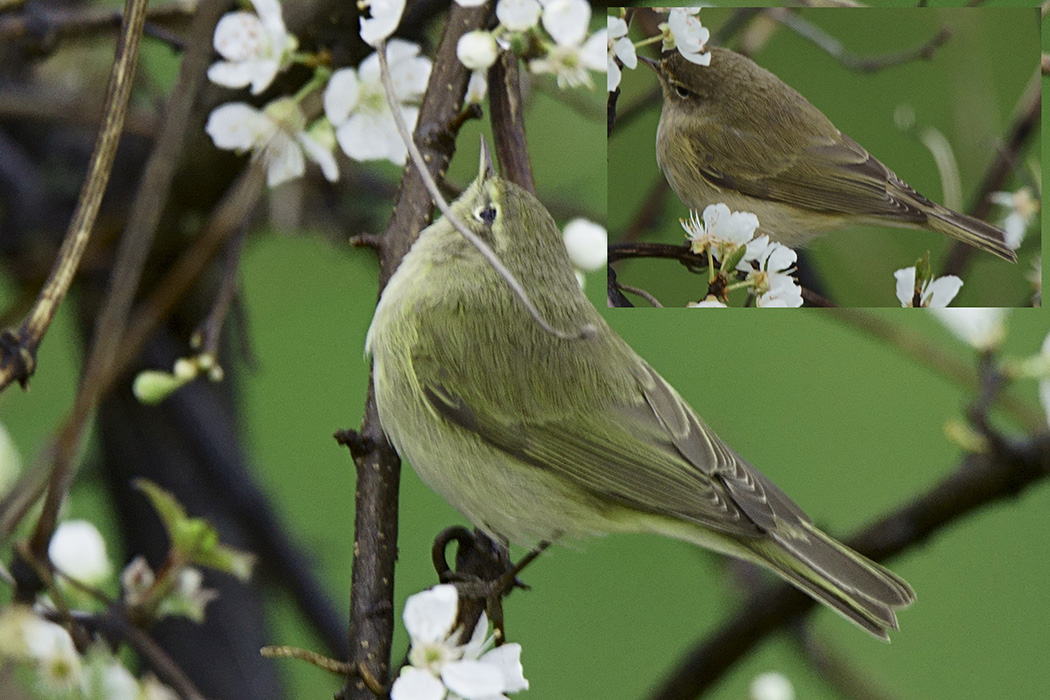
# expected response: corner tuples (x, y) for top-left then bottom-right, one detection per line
(695, 128), (929, 221)
(419, 360), (816, 540)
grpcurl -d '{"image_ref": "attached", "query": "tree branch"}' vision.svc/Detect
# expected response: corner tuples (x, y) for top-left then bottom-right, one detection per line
(647, 431), (1050, 700)
(339, 5), (494, 698)
(0, 0), (150, 394)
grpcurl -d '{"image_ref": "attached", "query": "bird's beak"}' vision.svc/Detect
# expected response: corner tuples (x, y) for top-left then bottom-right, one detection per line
(638, 55), (661, 74)
(478, 135), (495, 182)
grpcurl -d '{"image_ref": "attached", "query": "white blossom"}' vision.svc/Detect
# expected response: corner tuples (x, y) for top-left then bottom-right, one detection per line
(930, 308), (1008, 351)
(607, 15), (637, 92)
(990, 187), (1039, 250)
(390, 585), (527, 700)
(687, 298), (727, 308)
(88, 659), (140, 700)
(359, 0), (406, 47)
(661, 7), (711, 66)
(681, 203), (760, 262)
(894, 266), (962, 308)
(749, 243), (803, 308)
(750, 672), (795, 700)
(22, 615), (82, 692)
(529, 0), (605, 89)
(208, 0), (297, 95)
(457, 31), (499, 71)
(324, 40), (431, 165)
(497, 0), (542, 32)
(49, 520), (111, 586)
(206, 98), (338, 187)
(453, 0), (487, 6)
(563, 218), (607, 271)
(1039, 331), (1050, 428)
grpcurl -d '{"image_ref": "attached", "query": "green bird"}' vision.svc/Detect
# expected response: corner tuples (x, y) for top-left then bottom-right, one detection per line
(367, 144), (915, 639)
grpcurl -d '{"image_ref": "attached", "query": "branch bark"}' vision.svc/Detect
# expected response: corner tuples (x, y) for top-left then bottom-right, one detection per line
(339, 4), (494, 698)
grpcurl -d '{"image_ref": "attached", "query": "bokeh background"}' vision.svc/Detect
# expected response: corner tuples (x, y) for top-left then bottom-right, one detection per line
(1, 4), (1048, 700)
(611, 7), (1040, 307)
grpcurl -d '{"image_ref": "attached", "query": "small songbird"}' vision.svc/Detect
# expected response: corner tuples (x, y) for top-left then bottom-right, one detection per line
(643, 47), (1015, 262)
(366, 142), (915, 639)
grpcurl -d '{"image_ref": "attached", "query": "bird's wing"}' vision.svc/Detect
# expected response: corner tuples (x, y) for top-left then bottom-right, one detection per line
(418, 358), (810, 540)
(695, 127), (929, 222)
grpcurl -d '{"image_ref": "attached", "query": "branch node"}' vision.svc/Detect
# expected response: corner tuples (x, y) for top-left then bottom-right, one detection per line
(0, 328), (36, 389)
(334, 428), (376, 460)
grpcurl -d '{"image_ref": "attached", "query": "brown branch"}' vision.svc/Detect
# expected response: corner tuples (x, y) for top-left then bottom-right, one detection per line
(608, 241), (707, 267)
(0, 0), (150, 394)
(941, 69), (1041, 277)
(338, 4), (494, 699)
(647, 431), (1050, 700)
(0, 1), (192, 52)
(489, 52), (534, 194)
(773, 10), (952, 73)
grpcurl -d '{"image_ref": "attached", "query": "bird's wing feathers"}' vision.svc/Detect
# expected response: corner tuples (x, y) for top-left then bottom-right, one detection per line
(419, 358), (812, 540)
(695, 128), (929, 222)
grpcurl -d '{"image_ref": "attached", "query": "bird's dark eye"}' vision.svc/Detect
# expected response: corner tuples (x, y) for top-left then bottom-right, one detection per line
(473, 204), (498, 224)
(673, 83), (693, 99)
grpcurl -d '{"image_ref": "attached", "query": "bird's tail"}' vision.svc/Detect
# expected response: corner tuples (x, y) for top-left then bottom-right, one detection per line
(749, 522), (915, 641)
(925, 205), (1017, 263)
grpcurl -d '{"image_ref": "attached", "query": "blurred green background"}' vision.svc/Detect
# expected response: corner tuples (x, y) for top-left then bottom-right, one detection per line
(611, 8), (1040, 307)
(1, 5), (1049, 700)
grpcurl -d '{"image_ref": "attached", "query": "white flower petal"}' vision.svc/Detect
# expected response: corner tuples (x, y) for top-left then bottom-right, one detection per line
(562, 218), (607, 270)
(359, 0), (406, 47)
(252, 0), (287, 42)
(497, 0), (542, 31)
(247, 58), (281, 95)
(893, 267), (916, 307)
(466, 69), (488, 103)
(455, 0), (487, 6)
(264, 132), (305, 187)
(687, 299), (727, 308)
(206, 103), (274, 151)
(614, 36), (637, 69)
(542, 0), (590, 47)
(323, 68), (361, 125)
(49, 520), (111, 585)
(457, 31), (499, 71)
(930, 308), (1008, 350)
(581, 29), (607, 71)
(479, 644), (528, 693)
(608, 16), (628, 40)
(207, 60), (258, 90)
(441, 659), (506, 698)
(461, 611), (490, 660)
(608, 59), (622, 92)
(213, 12), (265, 62)
(924, 275), (963, 307)
(750, 672), (795, 700)
(403, 585), (459, 645)
(391, 667), (446, 700)
(298, 132), (339, 182)
(764, 244), (796, 274)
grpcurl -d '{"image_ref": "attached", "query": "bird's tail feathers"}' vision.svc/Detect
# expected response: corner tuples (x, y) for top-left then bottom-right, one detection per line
(926, 206), (1016, 263)
(752, 523), (915, 641)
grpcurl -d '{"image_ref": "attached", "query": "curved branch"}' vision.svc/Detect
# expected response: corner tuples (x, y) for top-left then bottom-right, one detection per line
(647, 431), (1050, 700)
(0, 0), (150, 394)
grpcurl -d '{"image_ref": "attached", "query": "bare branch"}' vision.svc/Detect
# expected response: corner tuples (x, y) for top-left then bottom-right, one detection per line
(0, 0), (151, 393)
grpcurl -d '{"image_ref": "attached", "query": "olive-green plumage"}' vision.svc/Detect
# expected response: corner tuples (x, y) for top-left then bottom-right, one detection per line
(647, 47), (1015, 262)
(366, 147), (915, 639)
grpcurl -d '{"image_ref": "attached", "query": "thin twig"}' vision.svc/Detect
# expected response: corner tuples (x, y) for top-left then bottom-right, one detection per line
(941, 69), (1041, 277)
(822, 309), (1043, 433)
(773, 10), (952, 73)
(794, 626), (904, 700)
(615, 282), (664, 308)
(194, 223), (249, 362)
(376, 40), (593, 342)
(0, 1), (192, 49)
(0, 0), (150, 393)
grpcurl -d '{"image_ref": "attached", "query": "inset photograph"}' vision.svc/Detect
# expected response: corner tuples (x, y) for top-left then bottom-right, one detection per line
(608, 7), (1040, 307)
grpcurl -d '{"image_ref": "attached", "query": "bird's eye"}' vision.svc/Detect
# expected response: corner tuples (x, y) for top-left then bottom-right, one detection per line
(473, 204), (498, 224)
(673, 83), (693, 99)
